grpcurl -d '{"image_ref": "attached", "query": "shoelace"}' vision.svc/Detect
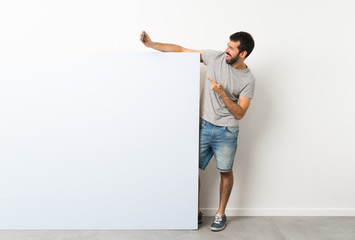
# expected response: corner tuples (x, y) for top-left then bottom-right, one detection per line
(214, 214), (223, 223)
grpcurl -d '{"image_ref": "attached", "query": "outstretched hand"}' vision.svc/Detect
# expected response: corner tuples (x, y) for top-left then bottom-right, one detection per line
(140, 31), (153, 48)
(207, 77), (224, 94)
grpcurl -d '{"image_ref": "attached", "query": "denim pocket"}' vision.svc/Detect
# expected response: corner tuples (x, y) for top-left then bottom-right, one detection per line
(224, 126), (239, 134)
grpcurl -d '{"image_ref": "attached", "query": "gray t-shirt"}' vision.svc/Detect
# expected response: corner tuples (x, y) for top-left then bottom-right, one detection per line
(201, 49), (255, 127)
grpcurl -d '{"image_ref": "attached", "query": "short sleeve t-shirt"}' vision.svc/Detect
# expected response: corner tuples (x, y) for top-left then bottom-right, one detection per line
(201, 49), (256, 127)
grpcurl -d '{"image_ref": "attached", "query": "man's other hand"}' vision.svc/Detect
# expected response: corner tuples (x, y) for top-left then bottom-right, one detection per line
(208, 77), (225, 94)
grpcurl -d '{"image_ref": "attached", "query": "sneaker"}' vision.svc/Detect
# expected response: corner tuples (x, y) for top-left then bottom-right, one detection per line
(210, 213), (227, 231)
(198, 212), (203, 224)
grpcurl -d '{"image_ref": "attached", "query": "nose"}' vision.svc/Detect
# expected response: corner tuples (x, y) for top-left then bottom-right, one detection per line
(225, 49), (231, 57)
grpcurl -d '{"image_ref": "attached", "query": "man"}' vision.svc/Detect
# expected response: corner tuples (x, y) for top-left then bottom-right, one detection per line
(140, 31), (255, 232)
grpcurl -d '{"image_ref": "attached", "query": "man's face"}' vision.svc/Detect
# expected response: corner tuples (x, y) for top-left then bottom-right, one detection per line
(225, 40), (241, 65)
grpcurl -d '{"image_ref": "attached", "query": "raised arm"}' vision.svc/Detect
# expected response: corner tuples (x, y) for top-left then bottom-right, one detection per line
(140, 31), (203, 62)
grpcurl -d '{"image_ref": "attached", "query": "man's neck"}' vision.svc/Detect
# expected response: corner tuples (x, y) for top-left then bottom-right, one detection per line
(232, 61), (247, 70)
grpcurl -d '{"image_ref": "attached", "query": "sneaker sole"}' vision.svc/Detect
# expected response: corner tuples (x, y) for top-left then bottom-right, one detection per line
(210, 224), (226, 232)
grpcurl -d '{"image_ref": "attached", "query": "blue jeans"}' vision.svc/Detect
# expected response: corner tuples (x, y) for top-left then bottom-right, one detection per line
(199, 118), (239, 172)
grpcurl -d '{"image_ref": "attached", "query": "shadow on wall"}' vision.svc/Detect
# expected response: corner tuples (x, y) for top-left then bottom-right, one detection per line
(199, 64), (272, 211)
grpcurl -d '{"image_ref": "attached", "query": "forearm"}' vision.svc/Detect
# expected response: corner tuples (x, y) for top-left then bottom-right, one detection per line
(218, 91), (244, 120)
(207, 77), (249, 120)
(150, 42), (184, 52)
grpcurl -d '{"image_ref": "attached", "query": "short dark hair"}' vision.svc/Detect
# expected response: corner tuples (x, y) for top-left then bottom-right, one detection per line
(229, 32), (255, 58)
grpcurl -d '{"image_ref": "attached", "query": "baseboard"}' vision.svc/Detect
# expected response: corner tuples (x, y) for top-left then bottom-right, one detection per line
(201, 208), (355, 216)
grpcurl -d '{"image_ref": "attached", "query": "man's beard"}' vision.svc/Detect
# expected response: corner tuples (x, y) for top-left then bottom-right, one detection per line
(226, 53), (240, 65)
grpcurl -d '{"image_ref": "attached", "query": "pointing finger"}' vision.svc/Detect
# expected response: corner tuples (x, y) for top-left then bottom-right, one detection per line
(207, 77), (217, 84)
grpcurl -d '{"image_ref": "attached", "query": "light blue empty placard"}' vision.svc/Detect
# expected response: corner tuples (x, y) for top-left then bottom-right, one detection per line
(0, 52), (200, 229)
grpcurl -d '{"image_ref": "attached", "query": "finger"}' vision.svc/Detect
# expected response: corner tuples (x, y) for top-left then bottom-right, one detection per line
(207, 77), (217, 84)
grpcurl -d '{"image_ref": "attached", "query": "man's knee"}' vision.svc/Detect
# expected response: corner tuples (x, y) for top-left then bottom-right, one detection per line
(220, 170), (233, 178)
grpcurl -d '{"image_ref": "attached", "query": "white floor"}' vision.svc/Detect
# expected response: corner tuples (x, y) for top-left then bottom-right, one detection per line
(1, 216), (354, 240)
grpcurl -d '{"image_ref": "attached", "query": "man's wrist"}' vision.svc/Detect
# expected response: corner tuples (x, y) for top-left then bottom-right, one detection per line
(218, 89), (227, 97)
(150, 41), (157, 49)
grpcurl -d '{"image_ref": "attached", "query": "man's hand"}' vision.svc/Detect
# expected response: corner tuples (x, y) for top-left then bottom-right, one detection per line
(207, 77), (251, 120)
(140, 31), (153, 48)
(207, 77), (225, 94)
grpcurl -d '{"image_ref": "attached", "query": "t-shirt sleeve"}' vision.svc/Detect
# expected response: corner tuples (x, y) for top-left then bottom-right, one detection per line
(201, 49), (222, 66)
(240, 78), (255, 99)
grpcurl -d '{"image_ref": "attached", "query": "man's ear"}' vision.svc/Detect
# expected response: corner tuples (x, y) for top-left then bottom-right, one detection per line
(240, 51), (247, 59)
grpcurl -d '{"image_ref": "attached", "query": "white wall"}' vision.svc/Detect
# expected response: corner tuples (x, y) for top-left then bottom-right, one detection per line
(1, 0), (354, 216)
